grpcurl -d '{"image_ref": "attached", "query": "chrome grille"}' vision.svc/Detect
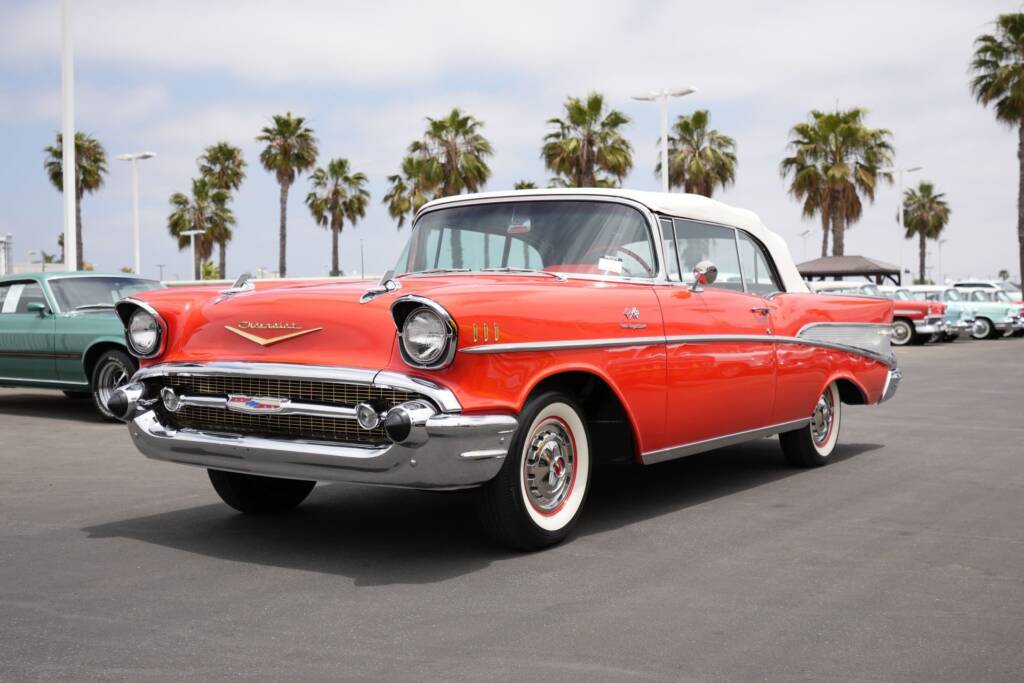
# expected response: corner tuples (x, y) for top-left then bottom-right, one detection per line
(148, 374), (420, 445)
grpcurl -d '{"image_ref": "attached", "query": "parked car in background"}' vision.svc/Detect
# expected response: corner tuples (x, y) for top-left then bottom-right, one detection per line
(876, 286), (958, 344)
(109, 189), (900, 550)
(957, 288), (1024, 337)
(808, 281), (945, 345)
(953, 279), (1022, 302)
(909, 285), (1019, 340)
(0, 272), (164, 418)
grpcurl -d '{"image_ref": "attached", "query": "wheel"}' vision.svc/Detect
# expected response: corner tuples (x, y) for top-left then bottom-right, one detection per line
(63, 390), (89, 399)
(208, 470), (315, 514)
(779, 382), (842, 468)
(90, 349), (137, 421)
(890, 319), (914, 346)
(971, 318), (995, 340)
(477, 391), (591, 551)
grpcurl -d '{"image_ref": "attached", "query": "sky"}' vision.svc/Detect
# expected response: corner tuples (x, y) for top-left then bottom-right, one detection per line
(0, 0), (1021, 282)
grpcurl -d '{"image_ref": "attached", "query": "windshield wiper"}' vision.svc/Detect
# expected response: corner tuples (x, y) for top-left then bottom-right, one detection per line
(73, 303), (115, 310)
(479, 267), (566, 281)
(395, 268), (471, 278)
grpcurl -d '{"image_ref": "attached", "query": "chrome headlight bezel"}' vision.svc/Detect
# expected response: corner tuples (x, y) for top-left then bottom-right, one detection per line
(391, 296), (457, 370)
(116, 299), (167, 359)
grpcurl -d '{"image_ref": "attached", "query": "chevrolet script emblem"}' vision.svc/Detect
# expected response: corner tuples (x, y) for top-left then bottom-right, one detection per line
(226, 394), (290, 414)
(224, 322), (323, 346)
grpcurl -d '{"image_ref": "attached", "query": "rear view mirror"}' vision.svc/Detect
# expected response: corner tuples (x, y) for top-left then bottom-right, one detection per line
(27, 301), (48, 316)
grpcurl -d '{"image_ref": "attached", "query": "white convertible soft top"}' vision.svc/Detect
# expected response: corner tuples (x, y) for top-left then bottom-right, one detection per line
(421, 188), (809, 293)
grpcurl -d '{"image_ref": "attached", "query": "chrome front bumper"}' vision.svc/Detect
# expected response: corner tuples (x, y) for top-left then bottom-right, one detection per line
(127, 408), (517, 489)
(913, 318), (945, 335)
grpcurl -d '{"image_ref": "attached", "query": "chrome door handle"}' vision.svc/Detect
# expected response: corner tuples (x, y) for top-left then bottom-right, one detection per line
(750, 306), (770, 315)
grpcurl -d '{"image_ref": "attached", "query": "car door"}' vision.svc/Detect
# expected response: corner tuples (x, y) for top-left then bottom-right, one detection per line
(653, 218), (777, 452)
(0, 279), (57, 382)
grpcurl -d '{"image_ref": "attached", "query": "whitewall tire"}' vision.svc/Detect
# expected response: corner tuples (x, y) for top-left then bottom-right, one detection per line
(780, 382), (842, 467)
(478, 391), (591, 550)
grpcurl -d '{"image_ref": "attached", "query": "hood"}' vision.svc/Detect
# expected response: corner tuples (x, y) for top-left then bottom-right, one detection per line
(149, 279), (398, 370)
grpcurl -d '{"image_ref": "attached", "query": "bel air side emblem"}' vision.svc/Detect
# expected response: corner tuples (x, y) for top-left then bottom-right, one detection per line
(620, 306), (646, 330)
(224, 322), (323, 346)
(226, 395), (290, 414)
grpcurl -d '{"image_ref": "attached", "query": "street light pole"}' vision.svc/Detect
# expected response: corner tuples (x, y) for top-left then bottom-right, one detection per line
(938, 238), (948, 284)
(155, 263), (166, 281)
(632, 86), (697, 193)
(799, 229), (811, 260)
(881, 165), (923, 279)
(116, 152), (156, 275)
(181, 230), (204, 280)
(61, 0), (77, 272)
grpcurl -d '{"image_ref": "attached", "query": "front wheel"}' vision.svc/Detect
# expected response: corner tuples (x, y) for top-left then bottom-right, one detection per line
(779, 382), (842, 468)
(477, 391), (591, 551)
(971, 318), (995, 340)
(890, 319), (914, 346)
(208, 470), (315, 514)
(90, 349), (137, 421)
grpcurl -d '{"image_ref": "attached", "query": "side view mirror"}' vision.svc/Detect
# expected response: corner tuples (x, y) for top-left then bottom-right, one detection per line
(692, 260), (718, 292)
(27, 301), (49, 316)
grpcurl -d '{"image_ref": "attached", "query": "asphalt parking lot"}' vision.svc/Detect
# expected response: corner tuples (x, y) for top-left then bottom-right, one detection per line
(1, 339), (1023, 681)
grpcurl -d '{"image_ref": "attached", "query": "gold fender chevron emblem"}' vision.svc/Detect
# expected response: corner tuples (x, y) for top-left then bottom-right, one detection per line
(224, 323), (323, 347)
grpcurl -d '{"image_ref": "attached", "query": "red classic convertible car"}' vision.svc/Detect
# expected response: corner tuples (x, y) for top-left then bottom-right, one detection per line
(110, 190), (899, 550)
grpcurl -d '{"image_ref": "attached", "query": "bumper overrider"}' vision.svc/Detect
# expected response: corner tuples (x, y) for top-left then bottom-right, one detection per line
(913, 315), (946, 335)
(111, 362), (518, 490)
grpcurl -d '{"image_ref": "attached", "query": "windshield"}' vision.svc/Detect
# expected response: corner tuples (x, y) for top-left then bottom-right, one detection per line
(395, 200), (657, 279)
(49, 276), (163, 311)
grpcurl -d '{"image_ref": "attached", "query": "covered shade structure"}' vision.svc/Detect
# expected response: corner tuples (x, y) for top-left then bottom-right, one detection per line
(797, 255), (903, 285)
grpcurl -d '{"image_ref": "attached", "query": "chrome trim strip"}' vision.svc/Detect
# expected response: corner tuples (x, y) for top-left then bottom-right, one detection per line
(461, 332), (896, 367)
(171, 394), (359, 420)
(0, 376), (89, 386)
(131, 361), (463, 413)
(641, 418), (812, 465)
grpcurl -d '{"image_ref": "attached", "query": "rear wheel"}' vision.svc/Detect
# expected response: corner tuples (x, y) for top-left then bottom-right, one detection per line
(90, 349), (137, 421)
(890, 319), (914, 346)
(779, 382), (842, 468)
(971, 318), (995, 340)
(477, 391), (591, 551)
(208, 470), (315, 514)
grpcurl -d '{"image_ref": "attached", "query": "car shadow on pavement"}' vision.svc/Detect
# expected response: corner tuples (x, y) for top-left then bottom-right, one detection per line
(0, 390), (102, 423)
(83, 440), (882, 586)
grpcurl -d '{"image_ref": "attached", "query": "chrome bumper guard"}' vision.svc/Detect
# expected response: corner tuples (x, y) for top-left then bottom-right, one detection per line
(913, 318), (945, 335)
(879, 361), (901, 403)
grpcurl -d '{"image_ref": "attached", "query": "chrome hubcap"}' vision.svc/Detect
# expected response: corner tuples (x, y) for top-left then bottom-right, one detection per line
(891, 322), (911, 344)
(810, 390), (834, 446)
(973, 320), (989, 338)
(96, 360), (130, 410)
(523, 418), (575, 512)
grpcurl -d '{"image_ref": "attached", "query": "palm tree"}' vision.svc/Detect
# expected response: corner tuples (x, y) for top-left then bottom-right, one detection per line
(903, 182), (951, 284)
(198, 142), (246, 278)
(781, 108), (893, 256)
(780, 155), (832, 256)
(971, 13), (1024, 285)
(43, 131), (108, 270)
(657, 110), (736, 197)
(383, 155), (438, 228)
(167, 177), (235, 280)
(256, 113), (318, 277)
(513, 180), (537, 189)
(543, 93), (632, 188)
(305, 158), (370, 276)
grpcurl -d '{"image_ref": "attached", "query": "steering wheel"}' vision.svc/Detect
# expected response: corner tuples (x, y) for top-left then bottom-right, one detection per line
(580, 245), (654, 277)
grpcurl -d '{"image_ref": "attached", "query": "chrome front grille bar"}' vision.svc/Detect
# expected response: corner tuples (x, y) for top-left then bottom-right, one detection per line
(169, 394), (359, 420)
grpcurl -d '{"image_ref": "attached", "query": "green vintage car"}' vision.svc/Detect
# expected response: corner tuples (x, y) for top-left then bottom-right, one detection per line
(0, 272), (164, 419)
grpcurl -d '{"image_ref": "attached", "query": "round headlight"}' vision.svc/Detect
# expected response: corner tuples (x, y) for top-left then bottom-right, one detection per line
(402, 307), (449, 366)
(128, 308), (161, 356)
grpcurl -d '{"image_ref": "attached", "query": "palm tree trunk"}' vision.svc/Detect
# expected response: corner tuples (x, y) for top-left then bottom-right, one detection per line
(820, 212), (829, 257)
(831, 195), (845, 257)
(75, 193), (84, 270)
(1018, 123), (1024, 288)
(193, 241), (201, 280)
(218, 240), (226, 279)
(278, 182), (289, 278)
(330, 218), (340, 277)
(918, 231), (927, 284)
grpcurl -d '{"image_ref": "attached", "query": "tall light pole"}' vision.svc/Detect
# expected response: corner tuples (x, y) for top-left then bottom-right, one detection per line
(155, 263), (166, 281)
(181, 229), (204, 280)
(880, 165), (922, 277)
(938, 238), (948, 284)
(632, 86), (697, 193)
(61, 0), (77, 271)
(116, 152), (156, 275)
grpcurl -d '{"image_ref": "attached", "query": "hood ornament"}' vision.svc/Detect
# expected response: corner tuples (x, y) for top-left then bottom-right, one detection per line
(212, 272), (256, 304)
(225, 322), (322, 346)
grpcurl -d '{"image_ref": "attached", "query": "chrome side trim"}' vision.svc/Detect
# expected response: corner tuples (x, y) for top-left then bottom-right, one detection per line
(131, 361), (463, 413)
(641, 418), (812, 465)
(461, 332), (896, 367)
(0, 376), (89, 386)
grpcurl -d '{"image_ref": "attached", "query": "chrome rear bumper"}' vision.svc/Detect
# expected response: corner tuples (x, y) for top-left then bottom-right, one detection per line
(127, 408), (517, 490)
(879, 364), (902, 403)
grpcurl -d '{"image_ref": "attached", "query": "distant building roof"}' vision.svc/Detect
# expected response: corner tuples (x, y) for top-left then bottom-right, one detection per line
(797, 255), (900, 278)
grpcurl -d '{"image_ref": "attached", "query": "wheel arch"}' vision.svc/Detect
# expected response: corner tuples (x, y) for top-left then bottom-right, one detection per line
(82, 339), (133, 381)
(522, 367), (641, 466)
